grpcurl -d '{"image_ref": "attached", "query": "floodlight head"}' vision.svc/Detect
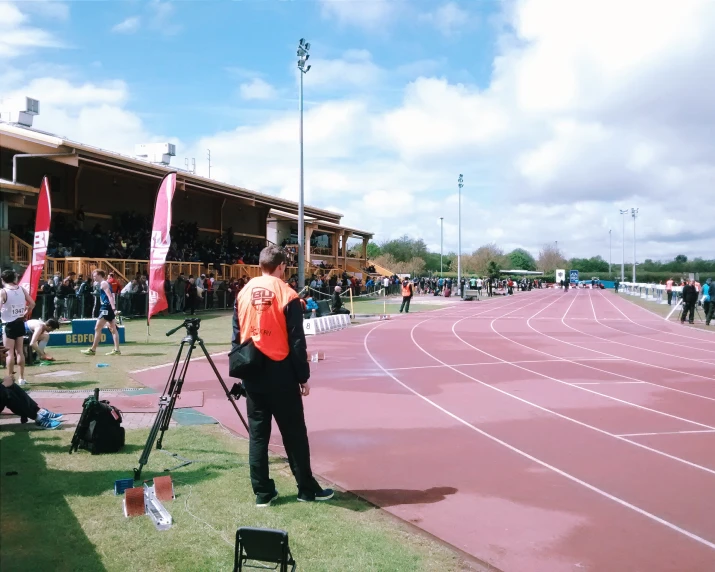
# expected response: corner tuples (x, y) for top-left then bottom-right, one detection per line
(305, 42), (311, 51)
(305, 64), (311, 73)
(299, 38), (305, 46)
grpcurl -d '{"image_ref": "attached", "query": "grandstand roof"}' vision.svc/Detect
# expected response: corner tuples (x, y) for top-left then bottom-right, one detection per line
(268, 209), (373, 239)
(0, 122), (353, 227)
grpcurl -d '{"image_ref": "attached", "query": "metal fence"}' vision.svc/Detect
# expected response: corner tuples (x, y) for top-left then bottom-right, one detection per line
(30, 287), (236, 321)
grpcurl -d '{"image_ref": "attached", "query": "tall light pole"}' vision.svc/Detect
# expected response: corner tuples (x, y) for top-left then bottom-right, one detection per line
(619, 209), (628, 281)
(440, 217), (444, 277)
(631, 207), (638, 283)
(609, 229), (612, 275)
(207, 148), (211, 178)
(297, 38), (311, 289)
(457, 174), (463, 295)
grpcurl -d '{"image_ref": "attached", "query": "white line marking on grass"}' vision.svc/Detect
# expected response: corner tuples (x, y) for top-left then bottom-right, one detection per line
(363, 322), (715, 552)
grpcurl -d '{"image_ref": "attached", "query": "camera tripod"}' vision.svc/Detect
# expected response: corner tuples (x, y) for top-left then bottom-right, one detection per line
(133, 318), (249, 481)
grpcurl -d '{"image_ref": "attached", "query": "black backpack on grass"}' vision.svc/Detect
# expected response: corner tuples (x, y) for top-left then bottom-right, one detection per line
(69, 388), (125, 455)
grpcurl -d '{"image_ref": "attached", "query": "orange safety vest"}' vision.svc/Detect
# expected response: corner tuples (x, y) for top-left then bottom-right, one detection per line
(401, 283), (411, 297)
(236, 275), (298, 361)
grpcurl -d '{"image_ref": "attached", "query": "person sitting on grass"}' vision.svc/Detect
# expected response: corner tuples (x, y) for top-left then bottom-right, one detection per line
(1, 366), (64, 429)
(81, 269), (121, 356)
(26, 318), (60, 362)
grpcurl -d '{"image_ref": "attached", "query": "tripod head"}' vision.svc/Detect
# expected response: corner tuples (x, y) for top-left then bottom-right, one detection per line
(166, 318), (201, 339)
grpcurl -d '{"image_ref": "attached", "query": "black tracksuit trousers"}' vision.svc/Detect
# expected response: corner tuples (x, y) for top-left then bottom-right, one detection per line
(243, 359), (322, 503)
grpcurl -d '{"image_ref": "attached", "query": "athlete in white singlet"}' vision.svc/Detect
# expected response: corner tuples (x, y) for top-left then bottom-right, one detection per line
(0, 269), (35, 385)
(26, 318), (60, 361)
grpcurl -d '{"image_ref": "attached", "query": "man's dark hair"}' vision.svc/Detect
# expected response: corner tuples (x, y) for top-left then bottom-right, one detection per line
(259, 246), (287, 273)
(45, 318), (60, 330)
(1, 270), (17, 284)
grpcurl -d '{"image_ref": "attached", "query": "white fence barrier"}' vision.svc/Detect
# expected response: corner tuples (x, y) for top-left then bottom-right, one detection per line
(303, 313), (351, 336)
(619, 282), (685, 309)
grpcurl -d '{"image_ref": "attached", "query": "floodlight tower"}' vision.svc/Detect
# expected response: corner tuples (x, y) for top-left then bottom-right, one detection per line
(631, 207), (639, 282)
(440, 217), (444, 277)
(458, 174), (463, 295)
(297, 38), (311, 289)
(619, 209), (628, 281)
(609, 229), (612, 275)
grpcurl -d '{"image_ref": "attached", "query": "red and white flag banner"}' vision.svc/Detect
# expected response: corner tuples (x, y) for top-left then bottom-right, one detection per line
(20, 176), (52, 300)
(147, 172), (177, 323)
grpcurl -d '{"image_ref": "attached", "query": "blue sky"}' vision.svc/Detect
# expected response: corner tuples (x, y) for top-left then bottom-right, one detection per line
(2, 0), (715, 260)
(57, 0), (499, 139)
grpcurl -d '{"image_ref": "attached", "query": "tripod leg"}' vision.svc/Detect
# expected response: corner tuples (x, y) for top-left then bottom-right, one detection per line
(156, 341), (195, 450)
(134, 399), (171, 481)
(133, 340), (188, 480)
(198, 339), (250, 434)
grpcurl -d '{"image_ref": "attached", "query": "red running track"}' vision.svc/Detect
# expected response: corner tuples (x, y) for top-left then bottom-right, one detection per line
(132, 289), (715, 571)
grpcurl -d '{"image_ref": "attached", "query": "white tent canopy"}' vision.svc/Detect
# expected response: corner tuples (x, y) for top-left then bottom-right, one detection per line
(500, 270), (544, 275)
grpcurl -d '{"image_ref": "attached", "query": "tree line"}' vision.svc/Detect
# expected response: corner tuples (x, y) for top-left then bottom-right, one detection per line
(367, 236), (715, 279)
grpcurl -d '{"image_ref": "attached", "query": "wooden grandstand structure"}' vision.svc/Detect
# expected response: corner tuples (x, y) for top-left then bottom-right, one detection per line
(1, 120), (381, 284)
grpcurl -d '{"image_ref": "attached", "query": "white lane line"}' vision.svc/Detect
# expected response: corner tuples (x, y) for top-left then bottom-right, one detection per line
(595, 291), (715, 351)
(618, 430), (715, 437)
(416, 300), (715, 474)
(363, 322), (715, 552)
(608, 291), (715, 339)
(457, 295), (715, 431)
(586, 290), (715, 359)
(515, 294), (715, 401)
(387, 358), (625, 371)
(572, 381), (646, 385)
(129, 351), (230, 373)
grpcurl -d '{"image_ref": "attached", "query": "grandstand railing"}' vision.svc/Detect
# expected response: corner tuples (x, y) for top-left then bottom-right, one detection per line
(9, 234), (31, 267)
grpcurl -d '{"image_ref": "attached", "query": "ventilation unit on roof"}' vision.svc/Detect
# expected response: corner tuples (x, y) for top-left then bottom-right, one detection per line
(0, 96), (40, 127)
(135, 142), (176, 166)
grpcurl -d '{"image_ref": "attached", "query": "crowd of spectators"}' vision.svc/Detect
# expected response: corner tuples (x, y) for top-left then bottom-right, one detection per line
(12, 212), (264, 266)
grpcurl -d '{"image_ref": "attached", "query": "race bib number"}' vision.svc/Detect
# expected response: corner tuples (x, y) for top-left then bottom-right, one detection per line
(11, 306), (25, 317)
(99, 310), (110, 318)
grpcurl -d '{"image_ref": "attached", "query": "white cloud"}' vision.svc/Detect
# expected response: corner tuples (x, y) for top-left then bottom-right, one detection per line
(304, 50), (385, 92)
(239, 78), (277, 101)
(21, 1), (70, 21)
(148, 0), (182, 35)
(318, 0), (395, 30)
(112, 17), (141, 34)
(420, 2), (470, 36)
(4, 0), (715, 262)
(0, 2), (63, 58)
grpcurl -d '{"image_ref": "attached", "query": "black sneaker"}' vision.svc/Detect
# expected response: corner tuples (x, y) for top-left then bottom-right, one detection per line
(256, 490), (278, 508)
(297, 488), (334, 503)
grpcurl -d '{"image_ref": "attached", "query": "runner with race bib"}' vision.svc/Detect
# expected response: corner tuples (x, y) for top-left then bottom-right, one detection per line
(1, 270), (35, 386)
(81, 269), (121, 356)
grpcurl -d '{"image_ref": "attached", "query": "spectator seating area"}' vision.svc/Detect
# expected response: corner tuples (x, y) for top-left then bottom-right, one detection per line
(12, 211), (265, 266)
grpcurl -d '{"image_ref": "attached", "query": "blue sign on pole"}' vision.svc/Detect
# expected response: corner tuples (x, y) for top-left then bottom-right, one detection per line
(569, 270), (579, 283)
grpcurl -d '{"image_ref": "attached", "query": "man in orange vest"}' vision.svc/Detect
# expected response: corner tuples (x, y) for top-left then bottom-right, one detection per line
(399, 278), (414, 313)
(233, 246), (333, 507)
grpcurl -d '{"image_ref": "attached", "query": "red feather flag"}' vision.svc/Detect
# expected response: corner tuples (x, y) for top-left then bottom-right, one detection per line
(147, 172), (177, 324)
(20, 176), (51, 300)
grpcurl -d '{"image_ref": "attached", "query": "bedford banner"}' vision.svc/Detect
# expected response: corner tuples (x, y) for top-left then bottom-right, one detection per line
(20, 176), (52, 300)
(147, 172), (177, 323)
